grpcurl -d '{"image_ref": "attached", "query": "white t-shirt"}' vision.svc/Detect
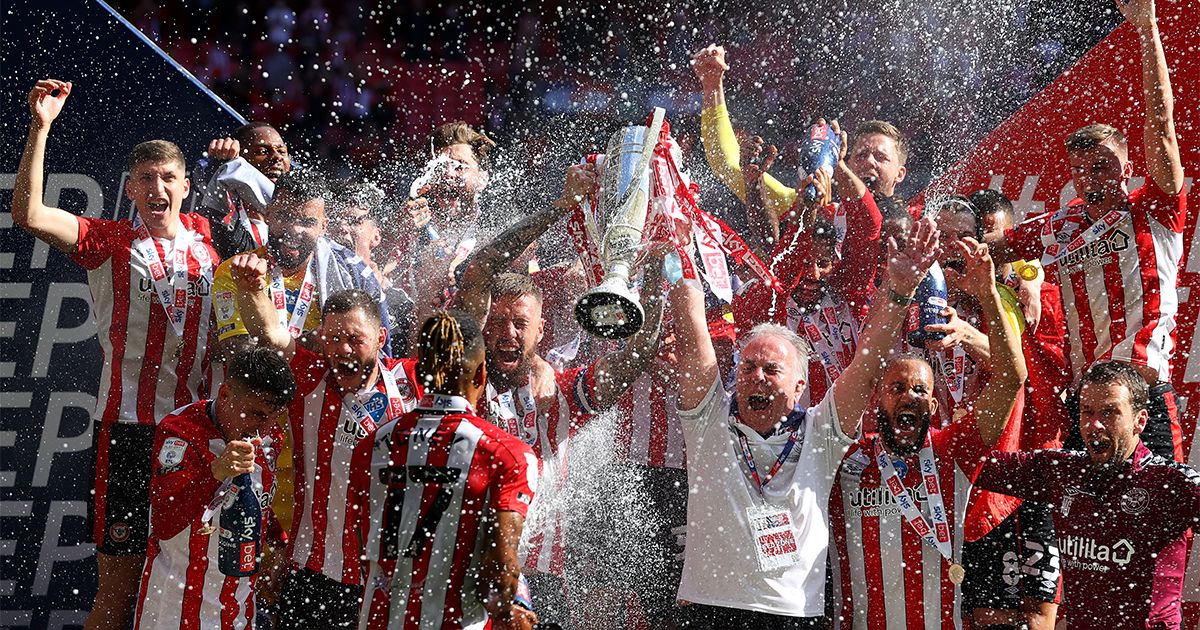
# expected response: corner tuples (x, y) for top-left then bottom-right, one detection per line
(677, 376), (854, 617)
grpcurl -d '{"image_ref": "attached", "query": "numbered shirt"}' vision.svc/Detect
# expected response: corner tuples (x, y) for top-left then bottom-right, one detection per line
(286, 347), (421, 585)
(348, 399), (538, 630)
(136, 400), (280, 630)
(976, 443), (1200, 630)
(829, 420), (990, 630)
(1005, 184), (1186, 383)
(71, 214), (219, 425)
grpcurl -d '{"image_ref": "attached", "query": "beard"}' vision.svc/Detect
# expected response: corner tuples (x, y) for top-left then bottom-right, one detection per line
(486, 347), (534, 388)
(268, 234), (317, 272)
(878, 405), (933, 457)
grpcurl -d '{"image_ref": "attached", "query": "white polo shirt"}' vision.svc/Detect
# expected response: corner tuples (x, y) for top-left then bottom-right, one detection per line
(677, 376), (854, 617)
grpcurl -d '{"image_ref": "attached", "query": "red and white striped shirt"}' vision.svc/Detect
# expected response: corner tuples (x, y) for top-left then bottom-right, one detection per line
(1005, 183), (1186, 383)
(287, 347), (420, 585)
(484, 365), (598, 576)
(72, 214), (218, 425)
(135, 401), (281, 630)
(830, 421), (991, 629)
(350, 394), (537, 630)
(613, 366), (687, 469)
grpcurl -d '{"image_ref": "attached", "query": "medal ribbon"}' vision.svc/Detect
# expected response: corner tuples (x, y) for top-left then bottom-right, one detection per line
(345, 359), (409, 434)
(791, 298), (858, 387)
(269, 256), (317, 338)
(131, 214), (211, 337)
(872, 435), (953, 562)
(485, 376), (538, 445)
(734, 426), (801, 499)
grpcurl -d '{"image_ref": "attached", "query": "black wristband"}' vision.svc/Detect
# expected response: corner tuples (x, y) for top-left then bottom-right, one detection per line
(888, 288), (916, 306)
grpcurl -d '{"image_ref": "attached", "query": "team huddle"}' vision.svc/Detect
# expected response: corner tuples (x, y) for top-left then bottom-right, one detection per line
(11, 0), (1200, 629)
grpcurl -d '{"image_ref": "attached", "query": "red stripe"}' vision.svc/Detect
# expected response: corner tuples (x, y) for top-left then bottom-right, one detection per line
(136, 239), (170, 425)
(92, 423), (112, 544)
(306, 383), (341, 575)
(902, 468), (926, 630)
(862, 459), (888, 629)
(218, 576), (240, 629)
(830, 471), (853, 628)
(180, 529), (211, 630)
(103, 250), (132, 422)
(365, 560), (395, 630)
(1101, 228), (1129, 361)
(1131, 211), (1161, 367)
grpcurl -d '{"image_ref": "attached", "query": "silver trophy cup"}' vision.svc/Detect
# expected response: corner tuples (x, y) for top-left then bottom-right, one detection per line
(574, 110), (664, 339)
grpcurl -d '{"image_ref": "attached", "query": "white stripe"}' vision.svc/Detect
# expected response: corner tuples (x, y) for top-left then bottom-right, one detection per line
(630, 374), (653, 465)
(879, 509), (907, 630)
(89, 263), (116, 422)
(920, 517), (943, 629)
(290, 387), (325, 568)
(1058, 276), (1087, 383)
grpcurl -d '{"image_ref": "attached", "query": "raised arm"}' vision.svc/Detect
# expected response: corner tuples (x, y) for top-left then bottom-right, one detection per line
(955, 238), (1027, 446)
(832, 218), (940, 435)
(1119, 0), (1184, 195)
(476, 510), (536, 630)
(666, 268), (720, 411)
(451, 165), (593, 322)
(229, 253), (296, 358)
(589, 253), (667, 409)
(692, 45), (796, 216)
(12, 80), (81, 253)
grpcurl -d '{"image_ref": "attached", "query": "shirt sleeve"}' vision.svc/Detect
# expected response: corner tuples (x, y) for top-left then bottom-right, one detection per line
(937, 413), (994, 477)
(831, 193), (883, 310)
(700, 103), (796, 217)
(71, 216), (124, 270)
(150, 424), (221, 540)
(676, 374), (731, 433)
(1132, 182), (1187, 233)
(810, 383), (857, 473)
(1003, 212), (1054, 262)
(973, 449), (1058, 503)
(489, 438), (538, 518)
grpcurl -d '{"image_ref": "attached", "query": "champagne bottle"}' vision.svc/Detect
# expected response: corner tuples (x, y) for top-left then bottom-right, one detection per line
(907, 261), (949, 348)
(217, 473), (261, 577)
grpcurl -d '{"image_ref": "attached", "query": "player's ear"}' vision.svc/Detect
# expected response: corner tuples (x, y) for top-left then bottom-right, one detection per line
(376, 326), (387, 349)
(1133, 408), (1149, 435)
(473, 362), (487, 389)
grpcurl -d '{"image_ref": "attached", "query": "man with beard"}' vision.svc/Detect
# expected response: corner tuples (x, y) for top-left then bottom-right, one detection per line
(666, 217), (939, 628)
(450, 163), (665, 624)
(987, 0), (1187, 463)
(975, 361), (1200, 630)
(12, 79), (221, 630)
(200, 122), (293, 258)
(828, 238), (1027, 629)
(228, 272), (422, 628)
(212, 169), (388, 359)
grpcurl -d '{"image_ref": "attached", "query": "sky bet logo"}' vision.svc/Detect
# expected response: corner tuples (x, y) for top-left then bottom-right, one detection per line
(1059, 535), (1134, 570)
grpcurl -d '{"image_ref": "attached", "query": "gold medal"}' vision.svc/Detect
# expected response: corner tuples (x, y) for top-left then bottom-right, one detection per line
(196, 522), (216, 536)
(948, 562), (966, 585)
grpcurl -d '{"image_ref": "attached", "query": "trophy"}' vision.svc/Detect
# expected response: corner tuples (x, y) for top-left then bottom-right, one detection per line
(573, 109), (666, 339)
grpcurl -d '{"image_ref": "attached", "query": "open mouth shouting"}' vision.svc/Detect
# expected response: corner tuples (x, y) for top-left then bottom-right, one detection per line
(746, 393), (774, 412)
(1086, 434), (1115, 464)
(144, 198), (170, 219)
(491, 344), (524, 372)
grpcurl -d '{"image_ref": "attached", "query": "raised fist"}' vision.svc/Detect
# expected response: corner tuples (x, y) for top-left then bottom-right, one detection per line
(208, 137), (241, 162)
(229, 253), (270, 292)
(691, 44), (728, 89)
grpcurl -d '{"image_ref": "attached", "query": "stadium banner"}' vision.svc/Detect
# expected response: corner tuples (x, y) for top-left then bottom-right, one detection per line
(919, 2), (1200, 458)
(0, 1), (244, 626)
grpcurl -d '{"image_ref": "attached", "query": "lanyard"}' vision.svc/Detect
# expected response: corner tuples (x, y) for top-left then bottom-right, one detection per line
(734, 424), (801, 498)
(344, 360), (409, 433)
(872, 436), (953, 562)
(486, 377), (538, 445)
(1038, 205), (1129, 267)
(131, 214), (211, 337)
(269, 256), (317, 338)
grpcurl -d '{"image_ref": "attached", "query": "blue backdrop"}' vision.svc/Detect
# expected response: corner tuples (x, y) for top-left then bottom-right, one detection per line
(0, 1), (244, 626)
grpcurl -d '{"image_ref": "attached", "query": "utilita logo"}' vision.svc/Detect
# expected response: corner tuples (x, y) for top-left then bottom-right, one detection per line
(1059, 535), (1135, 570)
